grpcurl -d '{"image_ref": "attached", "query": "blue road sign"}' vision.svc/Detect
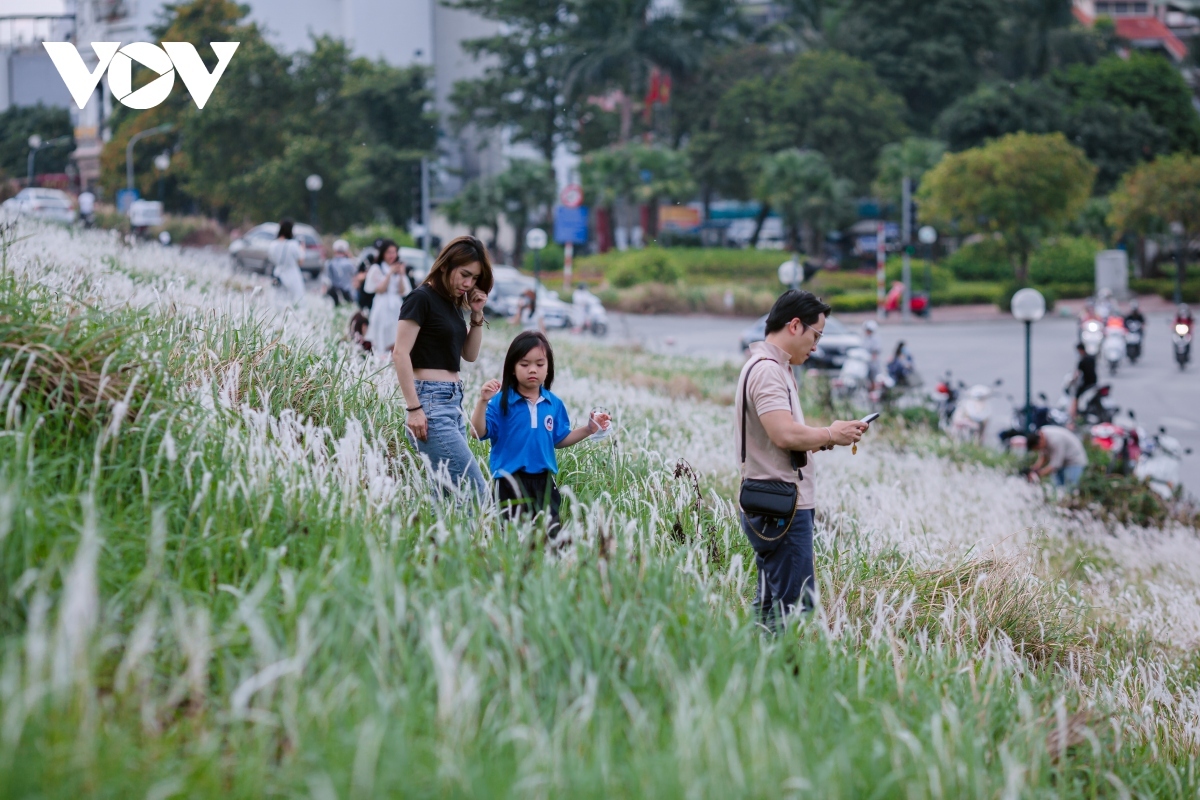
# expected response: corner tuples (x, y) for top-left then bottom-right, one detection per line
(116, 189), (139, 213)
(554, 205), (588, 244)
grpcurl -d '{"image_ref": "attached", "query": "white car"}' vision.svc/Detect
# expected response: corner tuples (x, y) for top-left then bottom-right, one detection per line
(486, 265), (573, 328)
(2, 188), (76, 224)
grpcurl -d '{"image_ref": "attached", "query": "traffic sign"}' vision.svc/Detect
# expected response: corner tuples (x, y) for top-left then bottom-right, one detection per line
(554, 205), (588, 244)
(526, 227), (548, 251)
(560, 183), (583, 208)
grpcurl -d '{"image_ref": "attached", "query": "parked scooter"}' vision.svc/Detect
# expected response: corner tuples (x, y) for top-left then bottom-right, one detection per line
(1102, 318), (1125, 375)
(1124, 318), (1144, 363)
(1089, 412), (1141, 476)
(1135, 425), (1193, 500)
(949, 379), (1002, 444)
(997, 392), (1070, 452)
(931, 371), (963, 431)
(833, 347), (874, 405)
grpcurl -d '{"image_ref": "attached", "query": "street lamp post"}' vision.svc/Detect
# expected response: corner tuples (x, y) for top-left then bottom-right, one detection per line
(1171, 221), (1185, 305)
(126, 124), (174, 193)
(27, 134), (71, 187)
(918, 225), (938, 302)
(154, 151), (170, 202)
(306, 174), (323, 229)
(1011, 288), (1047, 433)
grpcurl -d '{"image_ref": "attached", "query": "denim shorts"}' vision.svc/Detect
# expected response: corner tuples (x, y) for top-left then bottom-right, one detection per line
(407, 380), (487, 502)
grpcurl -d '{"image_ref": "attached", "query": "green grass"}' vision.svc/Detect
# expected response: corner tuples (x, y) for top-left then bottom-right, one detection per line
(1, 234), (1198, 797)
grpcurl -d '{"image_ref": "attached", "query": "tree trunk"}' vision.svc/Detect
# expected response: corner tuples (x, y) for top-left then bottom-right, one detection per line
(597, 206), (613, 252)
(646, 199), (659, 242)
(513, 219), (527, 268)
(1014, 250), (1029, 285)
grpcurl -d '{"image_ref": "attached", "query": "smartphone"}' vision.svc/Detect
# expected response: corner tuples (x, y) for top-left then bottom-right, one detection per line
(860, 412), (880, 424)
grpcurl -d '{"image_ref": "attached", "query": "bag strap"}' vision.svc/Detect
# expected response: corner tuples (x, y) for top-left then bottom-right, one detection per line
(740, 357), (799, 464)
(740, 358), (769, 464)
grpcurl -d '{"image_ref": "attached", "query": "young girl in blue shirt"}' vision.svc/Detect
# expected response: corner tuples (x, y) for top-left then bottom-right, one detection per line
(471, 331), (610, 535)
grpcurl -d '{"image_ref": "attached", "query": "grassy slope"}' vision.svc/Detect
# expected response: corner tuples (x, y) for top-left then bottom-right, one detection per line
(0, 222), (1198, 797)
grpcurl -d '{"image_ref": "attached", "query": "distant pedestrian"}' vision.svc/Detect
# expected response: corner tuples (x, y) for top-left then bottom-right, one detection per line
(365, 239), (411, 354)
(471, 331), (610, 537)
(736, 290), (869, 631)
(268, 218), (305, 304)
(513, 288), (544, 332)
(77, 190), (95, 227)
(1069, 342), (1098, 424)
(324, 239), (356, 306)
(1026, 425), (1088, 490)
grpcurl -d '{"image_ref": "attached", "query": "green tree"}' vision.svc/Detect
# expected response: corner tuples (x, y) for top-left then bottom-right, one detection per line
(628, 144), (695, 240)
(829, 0), (1001, 128)
(757, 149), (853, 255)
(770, 50), (909, 190)
(918, 132), (1096, 283)
(1059, 53), (1200, 153)
(497, 159), (556, 265)
(580, 146), (639, 251)
(447, 0), (573, 162)
(935, 81), (1067, 152)
(1061, 102), (1169, 193)
(442, 177), (503, 249)
(0, 104), (73, 180)
(1108, 154), (1200, 260)
(873, 137), (947, 209)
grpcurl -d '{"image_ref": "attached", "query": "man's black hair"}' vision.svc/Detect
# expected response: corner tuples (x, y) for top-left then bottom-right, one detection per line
(1026, 430), (1042, 448)
(765, 289), (832, 335)
(1076, 342), (1086, 352)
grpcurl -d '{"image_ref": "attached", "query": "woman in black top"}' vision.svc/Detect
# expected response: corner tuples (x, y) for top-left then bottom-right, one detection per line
(393, 235), (494, 500)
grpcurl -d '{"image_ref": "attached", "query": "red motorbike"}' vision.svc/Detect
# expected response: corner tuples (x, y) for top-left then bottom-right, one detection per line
(883, 281), (929, 317)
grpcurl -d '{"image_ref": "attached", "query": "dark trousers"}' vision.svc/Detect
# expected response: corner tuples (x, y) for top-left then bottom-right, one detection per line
(496, 470), (562, 537)
(740, 508), (815, 630)
(327, 286), (353, 306)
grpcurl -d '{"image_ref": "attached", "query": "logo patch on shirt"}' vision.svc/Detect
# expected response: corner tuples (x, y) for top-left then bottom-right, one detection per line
(544, 414), (554, 432)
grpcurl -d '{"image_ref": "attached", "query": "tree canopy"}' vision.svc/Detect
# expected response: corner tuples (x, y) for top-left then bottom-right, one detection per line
(1108, 153), (1200, 243)
(919, 132), (1095, 282)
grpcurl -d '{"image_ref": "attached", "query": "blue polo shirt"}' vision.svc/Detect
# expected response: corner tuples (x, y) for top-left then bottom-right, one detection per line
(483, 387), (572, 477)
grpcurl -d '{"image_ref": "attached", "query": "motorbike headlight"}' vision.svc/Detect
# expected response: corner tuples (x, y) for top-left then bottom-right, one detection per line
(1176, 324), (1190, 335)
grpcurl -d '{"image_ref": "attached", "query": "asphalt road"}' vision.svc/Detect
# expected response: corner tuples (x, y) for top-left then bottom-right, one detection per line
(605, 311), (1200, 496)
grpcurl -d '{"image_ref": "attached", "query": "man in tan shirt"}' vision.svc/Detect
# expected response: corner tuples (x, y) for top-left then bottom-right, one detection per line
(737, 290), (868, 629)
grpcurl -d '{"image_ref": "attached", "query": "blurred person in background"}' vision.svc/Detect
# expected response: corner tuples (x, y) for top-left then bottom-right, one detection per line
(887, 340), (915, 386)
(365, 239), (411, 355)
(268, 218), (305, 304)
(1025, 426), (1088, 490)
(325, 239), (356, 306)
(1068, 342), (1097, 424)
(862, 319), (882, 386)
(77, 189), (95, 228)
(513, 288), (544, 332)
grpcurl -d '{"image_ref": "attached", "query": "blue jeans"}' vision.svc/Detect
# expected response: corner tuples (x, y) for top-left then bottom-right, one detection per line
(1052, 464), (1084, 488)
(408, 380), (487, 503)
(740, 508), (816, 630)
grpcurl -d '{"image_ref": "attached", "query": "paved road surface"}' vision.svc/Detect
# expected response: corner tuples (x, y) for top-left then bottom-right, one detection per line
(603, 311), (1200, 496)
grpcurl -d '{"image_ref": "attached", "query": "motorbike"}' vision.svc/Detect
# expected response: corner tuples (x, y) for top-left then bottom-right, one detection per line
(1056, 374), (1118, 427)
(1101, 319), (1125, 375)
(832, 347), (875, 405)
(1079, 317), (1104, 357)
(882, 282), (929, 317)
(1173, 320), (1192, 370)
(997, 391), (1070, 452)
(931, 371), (964, 431)
(1089, 413), (1141, 476)
(1124, 319), (1143, 363)
(949, 379), (1002, 444)
(572, 293), (609, 337)
(1135, 425), (1193, 500)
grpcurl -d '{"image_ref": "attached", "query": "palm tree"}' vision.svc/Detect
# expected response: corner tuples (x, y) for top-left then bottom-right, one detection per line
(496, 159), (556, 265)
(757, 149), (854, 257)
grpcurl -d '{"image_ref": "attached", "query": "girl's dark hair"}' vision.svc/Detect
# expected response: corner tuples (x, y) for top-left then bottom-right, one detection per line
(499, 331), (554, 414)
(423, 235), (495, 309)
(374, 239), (398, 264)
(765, 289), (832, 334)
(278, 218), (294, 240)
(893, 340), (906, 359)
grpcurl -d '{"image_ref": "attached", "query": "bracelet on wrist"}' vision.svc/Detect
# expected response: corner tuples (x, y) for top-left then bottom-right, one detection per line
(825, 427), (833, 445)
(406, 405), (423, 413)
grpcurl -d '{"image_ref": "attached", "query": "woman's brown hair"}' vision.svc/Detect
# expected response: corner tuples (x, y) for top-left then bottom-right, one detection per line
(423, 235), (494, 308)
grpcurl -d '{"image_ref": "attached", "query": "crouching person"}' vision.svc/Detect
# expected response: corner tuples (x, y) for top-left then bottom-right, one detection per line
(1025, 426), (1088, 491)
(737, 290), (867, 631)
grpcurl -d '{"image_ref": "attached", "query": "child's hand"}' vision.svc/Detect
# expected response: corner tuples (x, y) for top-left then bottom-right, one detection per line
(480, 379), (502, 402)
(588, 411), (611, 432)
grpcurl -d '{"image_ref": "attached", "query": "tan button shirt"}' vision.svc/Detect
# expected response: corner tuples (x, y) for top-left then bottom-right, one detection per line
(736, 340), (815, 509)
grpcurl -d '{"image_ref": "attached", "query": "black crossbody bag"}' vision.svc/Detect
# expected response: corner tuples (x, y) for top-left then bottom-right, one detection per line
(738, 359), (805, 538)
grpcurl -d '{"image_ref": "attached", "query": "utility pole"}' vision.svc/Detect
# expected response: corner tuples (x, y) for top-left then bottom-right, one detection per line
(875, 221), (886, 320)
(901, 176), (913, 320)
(420, 157), (431, 259)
